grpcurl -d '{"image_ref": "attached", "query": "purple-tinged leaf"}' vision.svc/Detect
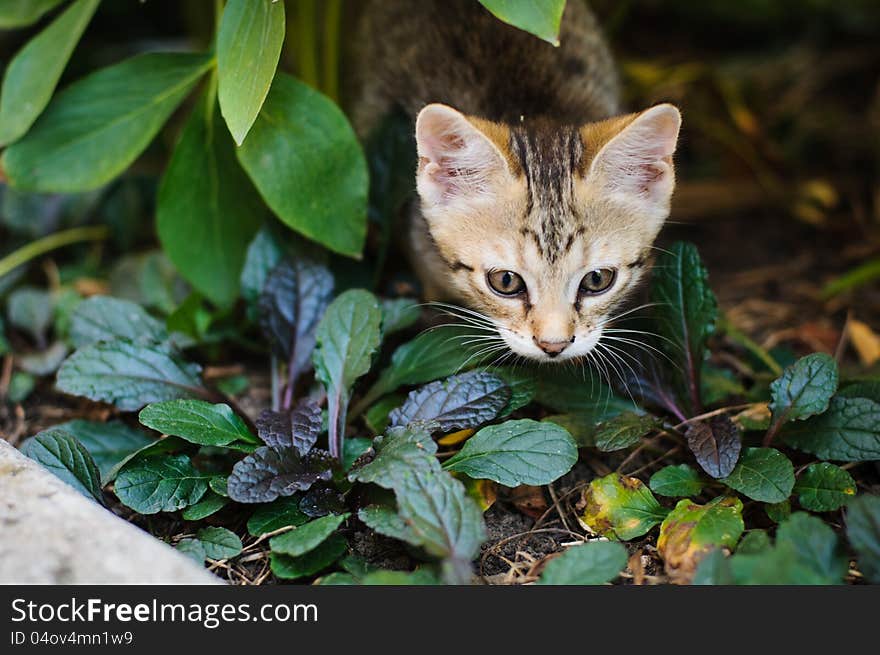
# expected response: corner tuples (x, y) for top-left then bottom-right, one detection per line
(227, 446), (332, 504)
(256, 399), (322, 455)
(686, 415), (742, 479)
(300, 486), (346, 518)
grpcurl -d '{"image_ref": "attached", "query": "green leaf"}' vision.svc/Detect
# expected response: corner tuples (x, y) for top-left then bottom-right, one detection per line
(139, 399), (256, 447)
(443, 418), (577, 486)
(237, 73), (368, 256)
(793, 462), (857, 511)
(838, 380), (880, 403)
(730, 540), (828, 585)
(533, 365), (635, 416)
(0, 0), (64, 28)
(181, 491), (228, 520)
(56, 340), (204, 412)
(196, 526), (242, 560)
(20, 428), (103, 503)
(719, 447), (795, 503)
(359, 569), (440, 585)
(737, 530), (772, 555)
(69, 296), (170, 348)
(691, 549), (734, 585)
(157, 87), (264, 307)
(651, 241), (718, 414)
(477, 0), (566, 45)
(381, 298), (420, 336)
(313, 289), (383, 458)
(657, 497), (744, 582)
(364, 394), (406, 435)
(649, 464), (704, 498)
(593, 412), (659, 452)
(537, 541), (627, 585)
(349, 424), (438, 488)
(176, 538), (207, 563)
(580, 473), (669, 541)
(240, 228), (283, 317)
(782, 396), (880, 461)
(0, 0), (98, 146)
(270, 534), (347, 580)
(764, 500), (791, 524)
(342, 437), (371, 471)
(7, 286), (53, 345)
(269, 512), (350, 557)
(53, 419), (153, 484)
(358, 505), (418, 543)
(114, 454), (209, 514)
(3, 52), (213, 192)
(7, 371), (35, 403)
(217, 0), (284, 145)
(103, 436), (188, 484)
(247, 495), (310, 536)
(846, 494), (880, 583)
(775, 512), (847, 583)
(769, 353), (838, 427)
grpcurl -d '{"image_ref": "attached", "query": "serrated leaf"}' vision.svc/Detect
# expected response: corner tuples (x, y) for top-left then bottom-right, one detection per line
(657, 497), (744, 583)
(270, 534), (347, 581)
(720, 447), (794, 503)
(257, 400), (321, 455)
(443, 419), (577, 486)
(217, 0), (285, 145)
(649, 464), (704, 497)
(358, 504), (418, 543)
(139, 399), (256, 447)
(477, 0), (566, 44)
(181, 491), (228, 521)
(69, 296), (169, 348)
(247, 496), (310, 536)
(769, 353), (838, 427)
(236, 73), (368, 256)
(775, 512), (847, 583)
(157, 86), (264, 307)
(259, 258), (334, 385)
(56, 340), (204, 411)
(846, 494), (880, 583)
(114, 454), (209, 514)
(270, 512), (350, 557)
(314, 289), (383, 459)
(782, 396), (880, 461)
(0, 0), (98, 146)
(651, 241), (718, 414)
(53, 419), (153, 484)
(381, 298), (420, 335)
(196, 527), (242, 560)
(537, 541), (627, 585)
(3, 52), (213, 192)
(580, 473), (669, 541)
(227, 446), (333, 504)
(593, 412), (659, 452)
(793, 462), (857, 511)
(686, 415), (741, 479)
(20, 428), (103, 503)
(389, 371), (510, 433)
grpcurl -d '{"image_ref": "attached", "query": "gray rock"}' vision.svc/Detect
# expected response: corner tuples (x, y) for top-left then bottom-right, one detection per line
(0, 439), (222, 584)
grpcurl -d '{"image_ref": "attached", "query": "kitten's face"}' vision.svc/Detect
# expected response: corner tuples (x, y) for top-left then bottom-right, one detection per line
(415, 104), (681, 363)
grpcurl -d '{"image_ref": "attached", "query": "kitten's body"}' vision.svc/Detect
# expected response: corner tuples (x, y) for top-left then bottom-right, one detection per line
(356, 1), (681, 363)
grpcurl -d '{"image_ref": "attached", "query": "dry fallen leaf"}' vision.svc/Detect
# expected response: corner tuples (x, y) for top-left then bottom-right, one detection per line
(848, 319), (880, 367)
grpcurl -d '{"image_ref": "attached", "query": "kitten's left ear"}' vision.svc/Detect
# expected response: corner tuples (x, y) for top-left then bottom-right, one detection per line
(588, 104), (681, 213)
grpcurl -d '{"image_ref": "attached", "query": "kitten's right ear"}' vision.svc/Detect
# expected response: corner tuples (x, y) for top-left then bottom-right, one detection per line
(415, 104), (512, 207)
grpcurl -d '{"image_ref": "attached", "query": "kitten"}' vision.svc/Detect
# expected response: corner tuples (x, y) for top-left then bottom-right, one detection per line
(355, 0), (681, 363)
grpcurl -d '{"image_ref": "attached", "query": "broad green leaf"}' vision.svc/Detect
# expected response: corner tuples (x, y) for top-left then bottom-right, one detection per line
(157, 87), (264, 307)
(477, 0), (566, 45)
(0, 0), (64, 28)
(737, 530), (771, 555)
(181, 491), (228, 520)
(270, 512), (350, 557)
(651, 241), (718, 414)
(537, 541), (627, 585)
(793, 462), (857, 511)
(847, 494), (880, 583)
(769, 353), (838, 427)
(196, 526), (242, 560)
(21, 428), (103, 503)
(53, 419), (153, 484)
(114, 453), (209, 514)
(719, 447), (795, 503)
(7, 371), (34, 402)
(209, 476), (229, 497)
(782, 396), (880, 461)
(649, 464), (704, 498)
(56, 340), (204, 411)
(593, 412), (659, 452)
(103, 436), (188, 484)
(730, 540), (829, 585)
(443, 419), (577, 486)
(247, 496), (310, 536)
(139, 399), (257, 447)
(69, 295), (169, 348)
(349, 424), (438, 488)
(775, 512), (847, 583)
(7, 286), (53, 344)
(0, 0), (98, 146)
(685, 415), (741, 479)
(358, 505), (418, 543)
(764, 500), (791, 524)
(240, 228), (283, 316)
(217, 0), (285, 145)
(3, 52), (213, 192)
(313, 289), (383, 458)
(657, 497), (744, 582)
(270, 534), (347, 580)
(237, 73), (368, 256)
(176, 538), (207, 563)
(580, 473), (669, 541)
(342, 437), (372, 471)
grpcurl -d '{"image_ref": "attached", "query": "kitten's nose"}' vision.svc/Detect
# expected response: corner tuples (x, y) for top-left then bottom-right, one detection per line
(534, 337), (573, 358)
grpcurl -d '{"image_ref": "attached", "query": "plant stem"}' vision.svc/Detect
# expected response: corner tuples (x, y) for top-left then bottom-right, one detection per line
(321, 0), (342, 102)
(0, 225), (109, 279)
(293, 0), (319, 89)
(270, 354), (280, 412)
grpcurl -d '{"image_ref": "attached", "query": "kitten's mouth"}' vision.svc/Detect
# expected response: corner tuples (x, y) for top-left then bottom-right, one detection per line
(499, 329), (602, 363)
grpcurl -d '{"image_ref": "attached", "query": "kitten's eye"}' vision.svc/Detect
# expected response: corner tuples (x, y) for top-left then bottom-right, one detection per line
(579, 268), (616, 295)
(487, 270), (526, 296)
